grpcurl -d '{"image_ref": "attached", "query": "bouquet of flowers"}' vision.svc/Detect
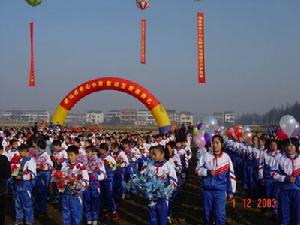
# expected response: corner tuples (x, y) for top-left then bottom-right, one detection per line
(52, 151), (66, 165)
(37, 154), (50, 171)
(126, 161), (176, 203)
(86, 154), (105, 182)
(115, 156), (124, 168)
(52, 163), (88, 195)
(103, 158), (116, 170)
(11, 154), (22, 177)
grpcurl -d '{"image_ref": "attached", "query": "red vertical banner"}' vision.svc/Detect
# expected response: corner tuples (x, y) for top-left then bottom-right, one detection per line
(29, 22), (35, 87)
(197, 12), (205, 84)
(141, 18), (146, 64)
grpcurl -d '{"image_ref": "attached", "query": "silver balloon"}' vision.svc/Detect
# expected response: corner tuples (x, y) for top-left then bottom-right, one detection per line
(202, 116), (218, 133)
(243, 125), (251, 133)
(279, 115), (298, 137)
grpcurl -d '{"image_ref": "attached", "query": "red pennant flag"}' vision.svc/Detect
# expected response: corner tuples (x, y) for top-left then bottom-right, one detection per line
(141, 18), (146, 64)
(197, 12), (205, 84)
(29, 22), (35, 87)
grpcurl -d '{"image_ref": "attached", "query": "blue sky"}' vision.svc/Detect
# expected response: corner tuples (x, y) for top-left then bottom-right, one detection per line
(0, 0), (299, 116)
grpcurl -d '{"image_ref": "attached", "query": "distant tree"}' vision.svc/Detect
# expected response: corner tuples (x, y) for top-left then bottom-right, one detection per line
(238, 101), (300, 125)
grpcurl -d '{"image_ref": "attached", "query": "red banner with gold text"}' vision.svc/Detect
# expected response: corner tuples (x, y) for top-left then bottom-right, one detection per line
(197, 12), (205, 83)
(141, 18), (146, 64)
(29, 22), (35, 87)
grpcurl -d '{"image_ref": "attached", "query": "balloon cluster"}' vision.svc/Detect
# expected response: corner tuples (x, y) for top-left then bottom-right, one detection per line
(136, 0), (150, 10)
(225, 125), (253, 141)
(126, 161), (176, 202)
(278, 115), (300, 140)
(194, 116), (219, 148)
(25, 0), (42, 7)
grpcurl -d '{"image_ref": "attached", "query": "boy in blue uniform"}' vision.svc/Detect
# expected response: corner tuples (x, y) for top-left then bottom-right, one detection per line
(53, 145), (89, 225)
(12, 144), (37, 225)
(84, 146), (106, 225)
(98, 143), (119, 221)
(34, 140), (53, 217)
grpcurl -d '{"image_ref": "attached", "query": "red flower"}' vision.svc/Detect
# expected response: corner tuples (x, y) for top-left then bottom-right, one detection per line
(76, 164), (81, 169)
(80, 165), (86, 170)
(11, 155), (21, 164)
(76, 174), (83, 180)
(54, 170), (62, 178)
(69, 164), (75, 170)
(68, 179), (75, 186)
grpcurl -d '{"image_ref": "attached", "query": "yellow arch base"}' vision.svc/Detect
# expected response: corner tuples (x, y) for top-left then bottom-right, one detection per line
(150, 104), (170, 128)
(51, 105), (69, 126)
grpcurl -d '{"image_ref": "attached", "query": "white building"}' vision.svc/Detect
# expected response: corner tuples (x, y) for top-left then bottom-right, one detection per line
(86, 111), (104, 124)
(105, 110), (121, 123)
(0, 110), (50, 122)
(65, 113), (86, 124)
(224, 111), (235, 125)
(179, 112), (194, 126)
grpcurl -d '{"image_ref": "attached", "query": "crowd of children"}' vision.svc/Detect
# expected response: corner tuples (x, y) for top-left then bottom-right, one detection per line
(0, 127), (192, 225)
(224, 134), (300, 225)
(1, 125), (300, 225)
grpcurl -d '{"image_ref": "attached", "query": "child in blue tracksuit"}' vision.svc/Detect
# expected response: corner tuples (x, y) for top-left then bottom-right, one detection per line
(98, 143), (119, 221)
(140, 145), (177, 225)
(273, 138), (300, 225)
(55, 145), (89, 225)
(111, 142), (128, 202)
(84, 146), (106, 225)
(34, 140), (53, 216)
(258, 139), (282, 214)
(12, 144), (36, 225)
(196, 135), (236, 225)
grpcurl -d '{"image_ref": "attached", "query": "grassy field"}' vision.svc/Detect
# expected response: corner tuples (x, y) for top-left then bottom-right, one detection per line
(5, 150), (276, 225)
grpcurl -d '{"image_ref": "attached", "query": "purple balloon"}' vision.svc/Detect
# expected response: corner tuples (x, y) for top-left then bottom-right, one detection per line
(204, 132), (212, 145)
(195, 133), (206, 148)
(197, 122), (203, 130)
(291, 122), (300, 137)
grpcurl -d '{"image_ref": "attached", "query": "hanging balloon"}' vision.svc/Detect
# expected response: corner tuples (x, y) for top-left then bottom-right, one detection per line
(195, 133), (206, 148)
(234, 125), (243, 139)
(193, 127), (198, 136)
(202, 116), (218, 133)
(279, 115), (298, 137)
(215, 126), (225, 136)
(243, 125), (251, 133)
(276, 128), (288, 141)
(204, 132), (212, 145)
(291, 122), (300, 138)
(196, 122), (203, 130)
(136, 0), (150, 10)
(243, 131), (252, 142)
(226, 128), (233, 138)
(26, 0), (42, 7)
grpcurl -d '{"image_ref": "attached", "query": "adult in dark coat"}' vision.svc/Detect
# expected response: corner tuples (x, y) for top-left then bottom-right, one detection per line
(0, 144), (11, 225)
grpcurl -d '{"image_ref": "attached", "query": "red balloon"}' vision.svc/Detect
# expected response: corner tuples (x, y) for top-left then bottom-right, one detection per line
(136, 0), (150, 10)
(234, 125), (243, 139)
(226, 128), (233, 138)
(276, 128), (288, 141)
